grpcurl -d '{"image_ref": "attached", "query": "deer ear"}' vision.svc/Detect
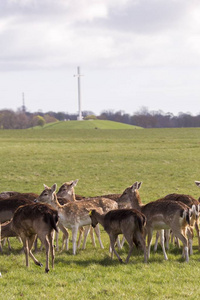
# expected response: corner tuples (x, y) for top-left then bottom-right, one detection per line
(74, 179), (79, 186)
(195, 181), (200, 188)
(132, 182), (138, 191)
(43, 184), (49, 190)
(71, 179), (79, 188)
(137, 182), (142, 190)
(51, 183), (57, 193)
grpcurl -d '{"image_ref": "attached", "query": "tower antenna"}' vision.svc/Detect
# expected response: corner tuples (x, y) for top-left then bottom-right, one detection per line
(22, 92), (26, 113)
(74, 66), (83, 120)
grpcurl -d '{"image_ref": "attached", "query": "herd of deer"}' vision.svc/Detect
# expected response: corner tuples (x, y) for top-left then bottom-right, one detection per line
(1, 179), (200, 273)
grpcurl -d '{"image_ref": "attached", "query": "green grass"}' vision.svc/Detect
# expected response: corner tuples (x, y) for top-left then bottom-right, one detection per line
(1, 127), (200, 299)
(32, 120), (142, 130)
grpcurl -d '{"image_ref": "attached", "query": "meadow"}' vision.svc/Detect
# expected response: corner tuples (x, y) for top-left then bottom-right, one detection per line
(0, 125), (200, 299)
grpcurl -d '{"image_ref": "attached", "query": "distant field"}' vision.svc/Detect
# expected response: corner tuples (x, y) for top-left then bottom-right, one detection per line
(1, 127), (200, 299)
(32, 119), (142, 130)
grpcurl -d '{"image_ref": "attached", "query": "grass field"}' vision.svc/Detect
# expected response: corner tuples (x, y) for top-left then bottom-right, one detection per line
(1, 126), (200, 299)
(32, 119), (142, 130)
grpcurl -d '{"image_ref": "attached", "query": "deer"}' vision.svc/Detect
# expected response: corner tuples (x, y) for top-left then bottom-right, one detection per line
(57, 179), (108, 250)
(0, 192), (39, 201)
(0, 197), (34, 252)
(35, 183), (118, 255)
(0, 202), (58, 273)
(0, 191), (20, 199)
(89, 208), (147, 263)
(57, 179), (135, 250)
(154, 192), (200, 253)
(117, 181), (192, 262)
(57, 179), (84, 201)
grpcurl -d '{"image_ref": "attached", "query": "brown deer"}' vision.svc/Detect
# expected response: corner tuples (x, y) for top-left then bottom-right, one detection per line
(0, 197), (34, 252)
(0, 192), (39, 201)
(57, 180), (132, 250)
(57, 179), (84, 201)
(89, 209), (147, 263)
(57, 180), (106, 250)
(1, 202), (58, 273)
(35, 183), (118, 255)
(154, 192), (200, 253)
(117, 181), (192, 262)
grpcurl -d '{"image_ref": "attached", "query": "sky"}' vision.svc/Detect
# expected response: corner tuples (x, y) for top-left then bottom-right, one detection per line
(1, 0), (200, 116)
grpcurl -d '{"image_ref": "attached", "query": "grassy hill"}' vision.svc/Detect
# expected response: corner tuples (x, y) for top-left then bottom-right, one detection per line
(33, 120), (142, 130)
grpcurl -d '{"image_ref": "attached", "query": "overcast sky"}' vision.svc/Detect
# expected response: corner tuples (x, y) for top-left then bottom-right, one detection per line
(1, 0), (200, 116)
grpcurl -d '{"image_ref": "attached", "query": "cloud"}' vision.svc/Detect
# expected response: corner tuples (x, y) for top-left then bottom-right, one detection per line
(1, 0), (200, 71)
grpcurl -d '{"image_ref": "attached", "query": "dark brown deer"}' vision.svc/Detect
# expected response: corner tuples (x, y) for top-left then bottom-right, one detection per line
(0, 197), (34, 252)
(0, 192), (38, 201)
(1, 203), (58, 273)
(35, 183), (118, 255)
(89, 209), (147, 263)
(117, 181), (192, 262)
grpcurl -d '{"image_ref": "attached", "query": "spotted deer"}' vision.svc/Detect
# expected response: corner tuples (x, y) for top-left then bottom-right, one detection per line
(117, 181), (192, 262)
(35, 183), (118, 255)
(57, 179), (109, 250)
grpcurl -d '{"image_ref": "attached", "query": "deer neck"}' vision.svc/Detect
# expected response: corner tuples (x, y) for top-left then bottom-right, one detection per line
(130, 190), (143, 211)
(53, 193), (63, 209)
(70, 191), (76, 201)
(95, 212), (105, 228)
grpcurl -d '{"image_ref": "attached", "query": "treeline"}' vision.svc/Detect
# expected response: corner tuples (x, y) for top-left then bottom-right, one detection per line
(1, 108), (200, 129)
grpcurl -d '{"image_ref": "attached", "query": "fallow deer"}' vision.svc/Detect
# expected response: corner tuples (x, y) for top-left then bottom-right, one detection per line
(117, 181), (192, 262)
(1, 202), (58, 273)
(154, 192), (200, 253)
(89, 208), (147, 263)
(35, 183), (118, 255)
(0, 197), (33, 252)
(0, 192), (38, 201)
(57, 179), (106, 250)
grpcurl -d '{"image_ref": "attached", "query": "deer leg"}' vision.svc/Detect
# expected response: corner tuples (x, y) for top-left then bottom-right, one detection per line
(77, 227), (83, 249)
(123, 233), (134, 264)
(24, 238), (29, 267)
(48, 232), (55, 270)
(173, 229), (189, 262)
(154, 231), (160, 252)
(33, 237), (38, 253)
(160, 229), (168, 260)
(90, 226), (96, 247)
(71, 226), (79, 255)
(119, 235), (126, 249)
(58, 223), (69, 251)
(28, 235), (43, 267)
(139, 234), (147, 263)
(147, 229), (153, 259)
(186, 227), (193, 255)
(109, 234), (122, 263)
(94, 224), (104, 249)
(0, 223), (2, 253)
(195, 220), (200, 251)
(81, 226), (90, 249)
(165, 229), (170, 250)
(55, 229), (59, 251)
(42, 236), (50, 273)
(7, 238), (11, 251)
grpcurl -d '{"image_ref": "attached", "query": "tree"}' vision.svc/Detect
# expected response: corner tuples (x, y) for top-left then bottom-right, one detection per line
(31, 115), (46, 127)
